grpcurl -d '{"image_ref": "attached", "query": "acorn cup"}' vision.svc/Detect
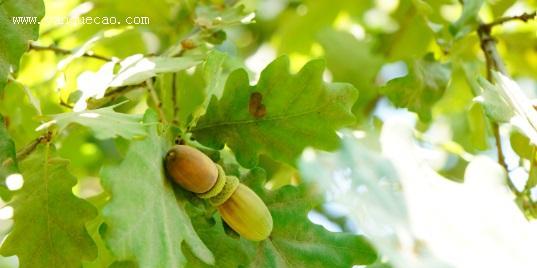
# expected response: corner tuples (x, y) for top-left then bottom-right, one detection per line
(165, 145), (273, 241)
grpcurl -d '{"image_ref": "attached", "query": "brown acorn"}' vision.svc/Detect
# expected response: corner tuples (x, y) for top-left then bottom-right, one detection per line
(165, 145), (273, 241)
(165, 145), (218, 193)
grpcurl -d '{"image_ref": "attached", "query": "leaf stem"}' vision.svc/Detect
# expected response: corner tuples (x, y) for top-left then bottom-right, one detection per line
(28, 42), (112, 61)
(146, 79), (168, 124)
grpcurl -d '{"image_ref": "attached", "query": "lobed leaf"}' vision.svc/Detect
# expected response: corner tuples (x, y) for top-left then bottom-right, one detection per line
(184, 168), (377, 268)
(0, 145), (97, 268)
(382, 54), (451, 122)
(183, 203), (253, 268)
(192, 56), (358, 168)
(100, 110), (214, 268)
(0, 0), (45, 91)
(74, 54), (201, 111)
(36, 103), (146, 140)
(244, 168), (377, 267)
(318, 29), (383, 118)
(0, 114), (18, 178)
(477, 72), (537, 145)
(450, 0), (484, 38)
(0, 114), (17, 200)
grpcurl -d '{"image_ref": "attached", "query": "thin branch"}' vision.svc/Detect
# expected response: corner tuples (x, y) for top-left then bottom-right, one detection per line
(146, 79), (168, 124)
(28, 42), (112, 61)
(171, 73), (179, 124)
(2, 131), (52, 167)
(477, 27), (507, 78)
(491, 123), (506, 168)
(491, 123), (519, 192)
(481, 11), (537, 29)
(477, 18), (516, 193)
(59, 98), (73, 109)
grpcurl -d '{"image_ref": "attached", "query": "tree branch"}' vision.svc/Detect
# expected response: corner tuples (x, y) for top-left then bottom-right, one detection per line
(28, 42), (112, 61)
(146, 79), (168, 124)
(2, 131), (53, 167)
(477, 18), (516, 193)
(171, 73), (179, 124)
(481, 12), (536, 30)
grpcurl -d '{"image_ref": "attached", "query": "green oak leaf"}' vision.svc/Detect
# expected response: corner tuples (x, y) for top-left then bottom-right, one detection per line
(0, 114), (18, 178)
(195, 4), (253, 30)
(183, 202), (253, 268)
(36, 103), (146, 140)
(318, 29), (383, 118)
(83, 193), (116, 268)
(382, 54), (451, 122)
(192, 56), (358, 168)
(298, 133), (449, 267)
(110, 55), (202, 87)
(450, 0), (484, 38)
(0, 0), (45, 91)
(510, 131), (532, 160)
(378, 1), (433, 60)
(244, 168), (377, 267)
(157, 68), (204, 129)
(157, 50), (243, 130)
(276, 1), (372, 54)
(487, 0), (516, 17)
(183, 168), (377, 268)
(477, 72), (537, 145)
(73, 54), (202, 111)
(0, 114), (16, 200)
(0, 145), (98, 268)
(100, 110), (214, 268)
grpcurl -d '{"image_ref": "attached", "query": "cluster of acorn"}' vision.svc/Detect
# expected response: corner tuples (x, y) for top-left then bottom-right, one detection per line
(165, 145), (273, 241)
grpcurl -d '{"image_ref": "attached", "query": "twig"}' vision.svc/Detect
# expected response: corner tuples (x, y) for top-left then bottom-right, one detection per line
(2, 131), (52, 167)
(477, 27), (506, 78)
(477, 26), (510, 186)
(476, 13), (536, 194)
(481, 12), (537, 29)
(491, 123), (506, 169)
(59, 98), (74, 109)
(146, 79), (168, 124)
(490, 123), (519, 191)
(28, 42), (112, 61)
(171, 73), (179, 124)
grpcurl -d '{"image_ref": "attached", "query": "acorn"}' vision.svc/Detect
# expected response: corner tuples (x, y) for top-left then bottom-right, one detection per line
(165, 145), (218, 193)
(217, 183), (273, 241)
(165, 145), (273, 241)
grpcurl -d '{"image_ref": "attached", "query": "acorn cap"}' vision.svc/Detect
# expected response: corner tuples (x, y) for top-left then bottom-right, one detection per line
(209, 175), (239, 206)
(165, 145), (218, 193)
(198, 165), (227, 199)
